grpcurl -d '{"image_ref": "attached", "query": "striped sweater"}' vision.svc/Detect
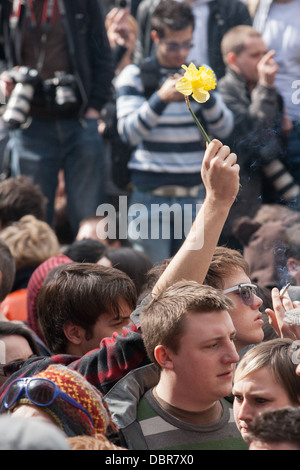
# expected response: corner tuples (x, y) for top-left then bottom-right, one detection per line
(115, 61), (234, 189)
(136, 390), (247, 450)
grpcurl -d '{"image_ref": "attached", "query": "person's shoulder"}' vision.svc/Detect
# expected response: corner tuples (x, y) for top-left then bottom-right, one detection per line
(218, 69), (244, 90)
(115, 64), (141, 88)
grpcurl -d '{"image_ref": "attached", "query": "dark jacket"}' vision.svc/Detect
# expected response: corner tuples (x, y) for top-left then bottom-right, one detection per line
(218, 67), (287, 241)
(133, 0), (252, 78)
(0, 0), (114, 113)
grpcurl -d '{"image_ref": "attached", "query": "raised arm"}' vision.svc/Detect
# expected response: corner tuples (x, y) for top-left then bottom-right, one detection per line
(153, 139), (240, 294)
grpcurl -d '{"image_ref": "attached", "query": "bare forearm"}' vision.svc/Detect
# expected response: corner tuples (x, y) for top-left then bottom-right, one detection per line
(152, 196), (231, 294)
(152, 139), (240, 295)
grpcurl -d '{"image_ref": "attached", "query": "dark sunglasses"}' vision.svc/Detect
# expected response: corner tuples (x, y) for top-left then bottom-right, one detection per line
(4, 377), (94, 426)
(0, 360), (25, 378)
(161, 39), (194, 52)
(223, 283), (258, 306)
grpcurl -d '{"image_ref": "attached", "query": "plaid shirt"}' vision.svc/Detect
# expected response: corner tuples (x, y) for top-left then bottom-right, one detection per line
(0, 303), (150, 412)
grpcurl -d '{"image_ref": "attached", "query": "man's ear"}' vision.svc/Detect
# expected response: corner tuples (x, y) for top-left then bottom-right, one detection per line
(154, 344), (174, 370)
(226, 51), (237, 67)
(63, 321), (84, 346)
(151, 29), (159, 44)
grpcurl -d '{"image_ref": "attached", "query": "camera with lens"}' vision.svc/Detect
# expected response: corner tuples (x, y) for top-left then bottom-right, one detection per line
(2, 66), (39, 129)
(43, 72), (78, 112)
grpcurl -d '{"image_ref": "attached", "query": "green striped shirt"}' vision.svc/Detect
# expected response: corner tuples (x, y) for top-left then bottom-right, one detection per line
(136, 390), (247, 450)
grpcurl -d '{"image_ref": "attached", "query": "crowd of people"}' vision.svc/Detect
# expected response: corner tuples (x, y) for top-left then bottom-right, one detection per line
(0, 0), (299, 451)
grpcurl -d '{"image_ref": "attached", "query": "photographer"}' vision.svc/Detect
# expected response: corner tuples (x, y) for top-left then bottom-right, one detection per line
(0, 0), (114, 236)
(115, 0), (234, 264)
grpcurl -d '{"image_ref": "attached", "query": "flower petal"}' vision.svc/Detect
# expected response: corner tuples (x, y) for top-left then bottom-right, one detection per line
(175, 76), (193, 96)
(192, 89), (210, 103)
(197, 67), (216, 91)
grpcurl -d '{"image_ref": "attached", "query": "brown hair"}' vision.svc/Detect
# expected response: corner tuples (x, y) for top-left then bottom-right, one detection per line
(203, 246), (250, 290)
(141, 280), (233, 366)
(37, 263), (137, 353)
(151, 0), (194, 38)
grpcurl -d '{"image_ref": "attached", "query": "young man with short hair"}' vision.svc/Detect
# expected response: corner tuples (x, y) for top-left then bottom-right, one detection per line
(116, 0), (233, 263)
(106, 281), (247, 449)
(218, 24), (299, 247)
(0, 138), (240, 405)
(37, 263), (135, 356)
(204, 246), (264, 353)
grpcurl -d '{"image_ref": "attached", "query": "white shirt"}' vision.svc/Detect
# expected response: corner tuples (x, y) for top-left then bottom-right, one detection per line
(176, 0), (214, 66)
(256, 0), (300, 120)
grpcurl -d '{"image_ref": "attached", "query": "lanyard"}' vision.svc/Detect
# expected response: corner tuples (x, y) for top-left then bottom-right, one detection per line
(10, 0), (58, 27)
(10, 0), (59, 73)
(26, 0), (58, 30)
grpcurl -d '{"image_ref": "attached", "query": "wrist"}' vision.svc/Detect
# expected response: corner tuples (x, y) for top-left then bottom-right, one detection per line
(84, 108), (101, 119)
(204, 193), (234, 214)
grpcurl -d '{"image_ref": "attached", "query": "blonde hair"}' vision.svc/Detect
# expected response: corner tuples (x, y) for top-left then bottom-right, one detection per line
(67, 433), (126, 450)
(234, 339), (300, 405)
(0, 215), (60, 270)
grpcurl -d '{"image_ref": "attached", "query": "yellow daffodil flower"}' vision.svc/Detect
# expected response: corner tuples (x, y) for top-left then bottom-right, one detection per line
(175, 62), (217, 143)
(175, 63), (216, 103)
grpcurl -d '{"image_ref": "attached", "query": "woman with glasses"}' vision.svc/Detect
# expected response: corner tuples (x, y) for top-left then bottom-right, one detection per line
(232, 338), (300, 443)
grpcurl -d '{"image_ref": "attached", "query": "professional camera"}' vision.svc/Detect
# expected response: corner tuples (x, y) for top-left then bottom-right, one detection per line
(43, 72), (78, 111)
(2, 66), (39, 129)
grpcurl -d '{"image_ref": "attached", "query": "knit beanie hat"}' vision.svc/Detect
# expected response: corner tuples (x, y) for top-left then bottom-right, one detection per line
(13, 365), (111, 437)
(26, 254), (73, 342)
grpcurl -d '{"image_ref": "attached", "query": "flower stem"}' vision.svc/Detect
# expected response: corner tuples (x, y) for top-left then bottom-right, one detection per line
(185, 96), (211, 144)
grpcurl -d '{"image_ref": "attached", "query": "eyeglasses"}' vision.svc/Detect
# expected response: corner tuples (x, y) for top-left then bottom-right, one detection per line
(4, 377), (94, 426)
(223, 283), (258, 306)
(161, 39), (194, 52)
(0, 360), (26, 378)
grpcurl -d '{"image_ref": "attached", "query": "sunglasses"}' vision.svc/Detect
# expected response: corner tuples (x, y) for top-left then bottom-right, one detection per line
(223, 283), (258, 306)
(161, 39), (194, 52)
(0, 360), (26, 378)
(4, 377), (94, 426)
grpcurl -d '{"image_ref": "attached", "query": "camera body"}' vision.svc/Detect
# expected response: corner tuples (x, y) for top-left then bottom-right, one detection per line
(43, 72), (78, 110)
(2, 68), (78, 128)
(2, 66), (39, 129)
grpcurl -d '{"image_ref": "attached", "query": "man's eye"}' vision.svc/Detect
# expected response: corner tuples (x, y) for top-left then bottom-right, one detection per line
(255, 397), (269, 404)
(206, 343), (218, 349)
(233, 394), (243, 403)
